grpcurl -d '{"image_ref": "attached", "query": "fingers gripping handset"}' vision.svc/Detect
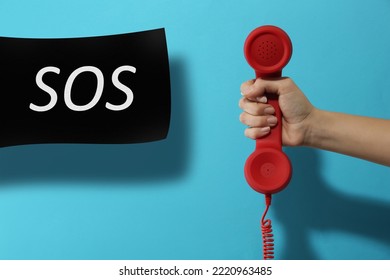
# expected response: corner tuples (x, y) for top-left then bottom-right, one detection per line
(244, 26), (292, 195)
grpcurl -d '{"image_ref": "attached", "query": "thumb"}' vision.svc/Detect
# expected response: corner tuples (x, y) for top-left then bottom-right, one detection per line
(240, 78), (287, 101)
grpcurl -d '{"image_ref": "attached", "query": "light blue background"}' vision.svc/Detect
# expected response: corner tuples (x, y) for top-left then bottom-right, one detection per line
(0, 0), (389, 260)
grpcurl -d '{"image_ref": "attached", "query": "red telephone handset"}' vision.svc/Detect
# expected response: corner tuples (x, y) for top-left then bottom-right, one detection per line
(244, 25), (292, 195)
(243, 26), (293, 259)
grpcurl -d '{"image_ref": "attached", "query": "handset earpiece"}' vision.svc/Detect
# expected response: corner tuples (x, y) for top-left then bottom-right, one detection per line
(244, 25), (292, 194)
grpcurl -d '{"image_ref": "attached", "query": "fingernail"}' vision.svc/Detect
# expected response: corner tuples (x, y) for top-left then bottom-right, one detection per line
(264, 106), (275, 115)
(267, 116), (278, 126)
(261, 126), (271, 133)
(256, 96), (267, 103)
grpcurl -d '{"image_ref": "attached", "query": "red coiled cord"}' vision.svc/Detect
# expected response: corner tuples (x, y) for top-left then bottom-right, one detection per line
(261, 194), (274, 259)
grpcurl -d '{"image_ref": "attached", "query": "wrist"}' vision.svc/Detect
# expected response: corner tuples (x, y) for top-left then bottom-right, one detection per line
(302, 107), (324, 148)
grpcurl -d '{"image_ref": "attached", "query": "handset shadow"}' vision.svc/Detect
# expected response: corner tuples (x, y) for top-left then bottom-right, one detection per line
(274, 147), (390, 259)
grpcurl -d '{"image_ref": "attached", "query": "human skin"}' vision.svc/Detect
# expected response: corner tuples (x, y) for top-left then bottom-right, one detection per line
(239, 78), (390, 166)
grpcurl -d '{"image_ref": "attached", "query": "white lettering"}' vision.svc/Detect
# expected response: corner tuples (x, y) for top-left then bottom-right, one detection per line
(31, 65), (136, 112)
(30, 66), (60, 112)
(64, 66), (104, 112)
(107, 65), (136, 111)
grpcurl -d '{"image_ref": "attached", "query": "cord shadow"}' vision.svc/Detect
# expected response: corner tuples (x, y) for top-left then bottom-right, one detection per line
(0, 56), (190, 185)
(274, 147), (390, 259)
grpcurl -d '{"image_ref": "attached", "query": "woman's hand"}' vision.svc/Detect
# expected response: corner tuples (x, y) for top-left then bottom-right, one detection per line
(239, 77), (315, 146)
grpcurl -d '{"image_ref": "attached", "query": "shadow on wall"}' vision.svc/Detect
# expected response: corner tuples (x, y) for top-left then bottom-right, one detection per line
(0, 57), (190, 185)
(274, 147), (390, 259)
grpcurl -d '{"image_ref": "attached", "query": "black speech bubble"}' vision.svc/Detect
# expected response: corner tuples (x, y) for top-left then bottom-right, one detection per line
(0, 28), (170, 147)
